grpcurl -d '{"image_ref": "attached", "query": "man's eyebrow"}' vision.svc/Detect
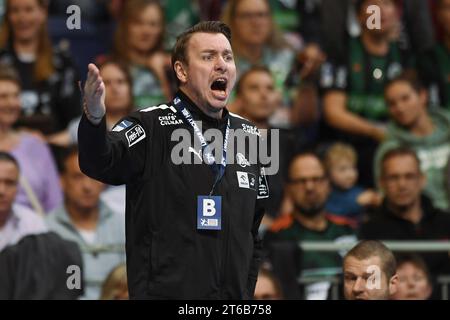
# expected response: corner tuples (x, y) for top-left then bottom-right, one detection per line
(201, 49), (217, 54)
(200, 49), (233, 55)
(344, 272), (356, 276)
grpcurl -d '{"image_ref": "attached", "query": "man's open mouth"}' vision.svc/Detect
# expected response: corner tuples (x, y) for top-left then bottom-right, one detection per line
(211, 78), (228, 93)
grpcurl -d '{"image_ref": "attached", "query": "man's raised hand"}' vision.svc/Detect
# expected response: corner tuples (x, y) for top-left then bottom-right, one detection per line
(83, 63), (106, 124)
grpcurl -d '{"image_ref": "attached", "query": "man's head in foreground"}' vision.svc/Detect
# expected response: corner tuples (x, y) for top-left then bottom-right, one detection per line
(343, 240), (398, 300)
(172, 21), (237, 118)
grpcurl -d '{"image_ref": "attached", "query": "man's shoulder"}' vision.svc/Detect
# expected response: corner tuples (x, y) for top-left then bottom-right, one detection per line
(137, 102), (178, 115)
(112, 102), (181, 132)
(325, 213), (358, 230)
(268, 214), (295, 234)
(228, 112), (261, 137)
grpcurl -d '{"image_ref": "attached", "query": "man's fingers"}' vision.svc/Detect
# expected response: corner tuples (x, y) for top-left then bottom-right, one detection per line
(86, 63), (100, 87)
(85, 64), (104, 96)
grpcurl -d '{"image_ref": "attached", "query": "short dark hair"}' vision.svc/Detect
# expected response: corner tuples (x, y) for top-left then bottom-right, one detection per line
(171, 21), (232, 70)
(381, 147), (421, 177)
(288, 152), (327, 182)
(384, 70), (425, 96)
(344, 240), (397, 280)
(58, 145), (79, 174)
(235, 65), (273, 96)
(0, 151), (20, 171)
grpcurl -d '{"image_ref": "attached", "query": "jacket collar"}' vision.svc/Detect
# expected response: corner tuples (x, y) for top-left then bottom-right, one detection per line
(176, 89), (229, 127)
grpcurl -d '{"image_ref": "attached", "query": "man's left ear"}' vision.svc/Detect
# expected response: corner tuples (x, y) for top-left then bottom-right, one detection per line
(389, 274), (398, 296)
(174, 61), (188, 84)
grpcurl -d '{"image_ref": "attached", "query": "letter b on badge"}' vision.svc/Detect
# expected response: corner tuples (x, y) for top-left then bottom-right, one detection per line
(203, 199), (216, 216)
(197, 196), (221, 230)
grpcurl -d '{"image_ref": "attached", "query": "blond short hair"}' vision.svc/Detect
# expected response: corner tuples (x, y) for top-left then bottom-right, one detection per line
(324, 143), (358, 170)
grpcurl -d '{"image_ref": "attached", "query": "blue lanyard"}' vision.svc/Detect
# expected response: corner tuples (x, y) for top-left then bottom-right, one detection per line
(173, 96), (230, 195)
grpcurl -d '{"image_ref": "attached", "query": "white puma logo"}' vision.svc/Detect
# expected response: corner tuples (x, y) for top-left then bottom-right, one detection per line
(188, 147), (203, 162)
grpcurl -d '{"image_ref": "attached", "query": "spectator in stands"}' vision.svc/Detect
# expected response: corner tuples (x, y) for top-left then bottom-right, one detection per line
(234, 65), (298, 223)
(0, 0), (81, 134)
(223, 0), (324, 130)
(254, 265), (283, 300)
(47, 59), (132, 216)
(418, 0), (450, 110)
(375, 72), (450, 210)
(264, 152), (356, 300)
(343, 240), (398, 300)
(0, 65), (62, 214)
(46, 146), (125, 299)
(391, 254), (433, 300)
(0, 152), (47, 251)
(321, 0), (434, 63)
(47, 59), (134, 147)
(100, 263), (128, 300)
(324, 142), (381, 223)
(360, 148), (450, 279)
(112, 0), (173, 109)
(321, 0), (411, 187)
(221, 0), (296, 124)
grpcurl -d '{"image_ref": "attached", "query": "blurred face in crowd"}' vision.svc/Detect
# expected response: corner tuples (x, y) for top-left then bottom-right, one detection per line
(380, 155), (425, 211)
(0, 80), (21, 128)
(61, 153), (104, 213)
(385, 81), (427, 129)
(128, 3), (163, 54)
(254, 273), (281, 300)
(344, 255), (397, 300)
(233, 0), (272, 47)
(358, 0), (398, 36)
(438, 0), (450, 36)
(237, 70), (278, 124)
(328, 158), (358, 190)
(288, 155), (330, 217)
(175, 32), (237, 113)
(392, 262), (432, 300)
(0, 160), (19, 224)
(8, 0), (47, 43)
(101, 63), (131, 114)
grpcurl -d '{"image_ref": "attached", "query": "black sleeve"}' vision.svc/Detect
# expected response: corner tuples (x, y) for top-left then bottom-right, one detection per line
(78, 111), (150, 185)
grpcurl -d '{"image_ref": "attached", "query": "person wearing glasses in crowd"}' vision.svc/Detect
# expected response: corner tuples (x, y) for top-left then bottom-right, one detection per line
(264, 152), (356, 300)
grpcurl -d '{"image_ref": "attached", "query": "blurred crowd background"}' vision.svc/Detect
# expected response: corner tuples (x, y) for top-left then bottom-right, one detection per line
(0, 0), (449, 300)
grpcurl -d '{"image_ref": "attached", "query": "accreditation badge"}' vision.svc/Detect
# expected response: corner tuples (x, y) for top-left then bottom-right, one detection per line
(197, 196), (222, 230)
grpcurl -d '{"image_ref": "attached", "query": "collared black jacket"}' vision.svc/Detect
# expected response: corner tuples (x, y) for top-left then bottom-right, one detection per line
(78, 91), (268, 299)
